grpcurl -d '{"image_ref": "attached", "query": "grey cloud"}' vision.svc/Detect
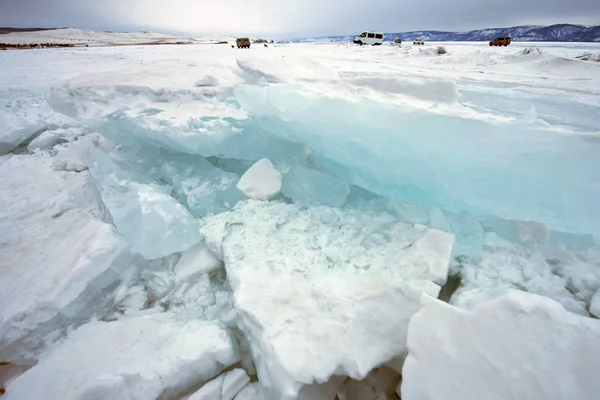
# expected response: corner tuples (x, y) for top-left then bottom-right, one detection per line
(0, 0), (598, 37)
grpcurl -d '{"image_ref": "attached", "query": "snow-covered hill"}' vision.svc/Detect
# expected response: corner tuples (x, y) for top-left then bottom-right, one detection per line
(0, 28), (235, 46)
(295, 23), (600, 43)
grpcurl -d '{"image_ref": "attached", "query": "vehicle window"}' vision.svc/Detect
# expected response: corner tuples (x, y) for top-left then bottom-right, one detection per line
(375, 34), (383, 39)
(359, 32), (367, 38)
(368, 33), (375, 38)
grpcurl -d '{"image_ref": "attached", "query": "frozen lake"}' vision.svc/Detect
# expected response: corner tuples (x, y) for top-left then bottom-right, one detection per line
(1, 41), (600, 399)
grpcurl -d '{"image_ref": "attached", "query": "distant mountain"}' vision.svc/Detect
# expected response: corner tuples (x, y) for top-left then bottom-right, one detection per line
(294, 24), (600, 43)
(0, 27), (61, 34)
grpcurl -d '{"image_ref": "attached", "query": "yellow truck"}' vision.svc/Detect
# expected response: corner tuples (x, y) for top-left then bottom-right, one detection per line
(236, 38), (251, 48)
(489, 37), (511, 46)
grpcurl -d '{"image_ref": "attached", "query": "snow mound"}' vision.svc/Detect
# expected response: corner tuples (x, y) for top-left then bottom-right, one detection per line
(521, 47), (543, 55)
(237, 158), (282, 200)
(402, 292), (600, 400)
(236, 55), (339, 84)
(195, 75), (219, 87)
(346, 76), (459, 103)
(4, 315), (240, 400)
(201, 200), (454, 399)
(576, 52), (600, 62)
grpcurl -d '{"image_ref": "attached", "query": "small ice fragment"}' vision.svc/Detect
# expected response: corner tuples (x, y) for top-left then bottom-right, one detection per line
(175, 241), (222, 282)
(237, 158), (282, 201)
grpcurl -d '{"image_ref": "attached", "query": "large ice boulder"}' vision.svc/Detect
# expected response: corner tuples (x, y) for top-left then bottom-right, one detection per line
(237, 158), (282, 200)
(234, 83), (600, 237)
(202, 200), (454, 399)
(87, 149), (202, 259)
(402, 292), (600, 400)
(0, 153), (139, 363)
(4, 315), (240, 400)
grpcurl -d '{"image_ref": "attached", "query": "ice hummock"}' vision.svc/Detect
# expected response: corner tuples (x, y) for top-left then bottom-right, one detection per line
(234, 83), (600, 237)
(402, 292), (600, 400)
(201, 200), (454, 399)
(4, 315), (240, 400)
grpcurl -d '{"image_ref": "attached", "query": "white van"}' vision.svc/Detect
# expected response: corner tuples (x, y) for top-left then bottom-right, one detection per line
(353, 31), (384, 46)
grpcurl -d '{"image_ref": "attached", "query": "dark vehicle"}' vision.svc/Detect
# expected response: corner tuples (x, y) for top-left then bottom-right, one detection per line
(236, 38), (251, 48)
(394, 38), (402, 44)
(490, 37), (511, 46)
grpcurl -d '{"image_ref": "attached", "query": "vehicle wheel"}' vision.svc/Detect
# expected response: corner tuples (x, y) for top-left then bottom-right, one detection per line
(357, 41), (363, 45)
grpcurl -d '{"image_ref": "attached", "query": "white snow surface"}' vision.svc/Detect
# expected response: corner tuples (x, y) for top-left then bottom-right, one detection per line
(237, 158), (282, 200)
(402, 292), (600, 400)
(0, 28), (235, 46)
(4, 315), (239, 400)
(201, 200), (454, 399)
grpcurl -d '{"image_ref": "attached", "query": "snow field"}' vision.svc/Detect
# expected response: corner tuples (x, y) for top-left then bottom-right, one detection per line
(1, 40), (600, 399)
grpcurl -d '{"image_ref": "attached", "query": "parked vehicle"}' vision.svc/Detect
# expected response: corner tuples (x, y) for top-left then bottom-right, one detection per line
(413, 38), (425, 45)
(489, 37), (511, 46)
(353, 31), (384, 46)
(236, 38), (251, 48)
(394, 38), (402, 44)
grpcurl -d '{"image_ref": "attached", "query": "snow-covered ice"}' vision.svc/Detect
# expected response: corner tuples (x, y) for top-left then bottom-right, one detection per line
(2, 39), (600, 399)
(201, 200), (453, 399)
(402, 292), (600, 400)
(4, 315), (239, 400)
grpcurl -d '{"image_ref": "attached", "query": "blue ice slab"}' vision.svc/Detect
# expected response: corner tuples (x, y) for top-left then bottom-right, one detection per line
(235, 84), (600, 237)
(87, 149), (202, 259)
(151, 153), (245, 218)
(281, 163), (350, 207)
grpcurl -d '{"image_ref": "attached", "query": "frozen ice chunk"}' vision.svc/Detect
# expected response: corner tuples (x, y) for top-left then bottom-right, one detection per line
(201, 200), (453, 399)
(0, 220), (136, 363)
(4, 315), (240, 400)
(52, 134), (101, 172)
(0, 153), (140, 363)
(237, 158), (282, 200)
(154, 153), (244, 218)
(281, 164), (349, 207)
(234, 383), (263, 400)
(188, 369), (250, 400)
(591, 290), (600, 318)
(446, 211), (484, 257)
(0, 123), (46, 155)
(452, 244), (588, 316)
(88, 149), (202, 259)
(235, 83), (600, 237)
(175, 241), (222, 282)
(402, 292), (600, 400)
(195, 74), (219, 87)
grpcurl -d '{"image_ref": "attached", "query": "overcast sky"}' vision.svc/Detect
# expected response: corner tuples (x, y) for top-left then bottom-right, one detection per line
(1, 0), (599, 38)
